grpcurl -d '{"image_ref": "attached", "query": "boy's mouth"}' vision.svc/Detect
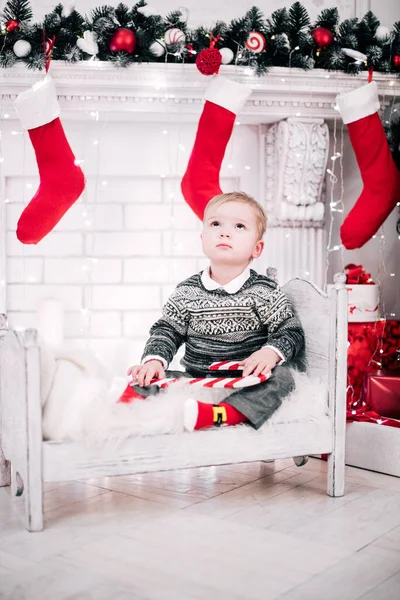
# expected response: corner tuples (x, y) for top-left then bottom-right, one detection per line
(216, 243), (232, 249)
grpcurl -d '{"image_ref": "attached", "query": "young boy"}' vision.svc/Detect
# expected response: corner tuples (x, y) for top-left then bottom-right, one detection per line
(127, 192), (304, 432)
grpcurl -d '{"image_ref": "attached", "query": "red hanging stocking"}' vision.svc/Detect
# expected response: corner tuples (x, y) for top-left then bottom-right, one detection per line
(181, 76), (252, 219)
(14, 75), (85, 244)
(336, 81), (400, 249)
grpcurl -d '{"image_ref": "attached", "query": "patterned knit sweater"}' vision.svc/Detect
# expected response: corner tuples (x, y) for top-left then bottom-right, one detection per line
(142, 269), (304, 376)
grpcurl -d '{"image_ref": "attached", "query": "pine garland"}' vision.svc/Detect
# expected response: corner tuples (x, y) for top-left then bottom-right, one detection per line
(1, 0), (400, 76)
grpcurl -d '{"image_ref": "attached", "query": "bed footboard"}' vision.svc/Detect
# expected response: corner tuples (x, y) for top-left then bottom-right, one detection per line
(0, 315), (43, 531)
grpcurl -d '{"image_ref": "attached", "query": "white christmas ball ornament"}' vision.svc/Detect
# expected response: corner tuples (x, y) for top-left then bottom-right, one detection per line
(375, 25), (391, 43)
(219, 47), (234, 65)
(150, 39), (166, 57)
(13, 40), (32, 58)
(164, 28), (185, 46)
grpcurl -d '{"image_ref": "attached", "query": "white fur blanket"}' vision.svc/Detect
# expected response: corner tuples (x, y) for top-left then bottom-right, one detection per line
(40, 343), (329, 443)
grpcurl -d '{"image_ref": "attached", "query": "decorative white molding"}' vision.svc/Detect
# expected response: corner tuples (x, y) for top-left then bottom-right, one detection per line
(0, 62), (399, 123)
(265, 117), (329, 225)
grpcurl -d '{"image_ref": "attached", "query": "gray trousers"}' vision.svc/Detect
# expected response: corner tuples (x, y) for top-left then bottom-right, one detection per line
(130, 366), (295, 430)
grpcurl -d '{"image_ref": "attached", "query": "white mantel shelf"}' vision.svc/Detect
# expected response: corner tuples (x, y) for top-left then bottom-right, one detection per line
(1, 62), (399, 123)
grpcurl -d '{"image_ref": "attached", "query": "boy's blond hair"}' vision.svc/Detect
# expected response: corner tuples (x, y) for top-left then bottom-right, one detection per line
(204, 192), (267, 240)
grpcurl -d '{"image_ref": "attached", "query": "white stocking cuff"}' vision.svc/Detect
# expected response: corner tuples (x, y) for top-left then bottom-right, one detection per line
(14, 75), (60, 130)
(336, 81), (380, 125)
(204, 75), (252, 115)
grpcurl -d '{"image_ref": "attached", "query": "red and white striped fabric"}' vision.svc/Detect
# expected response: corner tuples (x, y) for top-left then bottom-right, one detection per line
(150, 361), (271, 390)
(151, 374), (270, 389)
(209, 361), (243, 371)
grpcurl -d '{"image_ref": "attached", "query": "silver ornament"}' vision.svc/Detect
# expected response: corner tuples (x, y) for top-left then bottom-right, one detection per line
(219, 47), (234, 65)
(150, 39), (166, 57)
(375, 25), (391, 44)
(13, 39), (32, 58)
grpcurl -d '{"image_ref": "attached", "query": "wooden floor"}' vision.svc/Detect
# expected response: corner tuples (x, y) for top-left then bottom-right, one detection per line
(0, 458), (400, 600)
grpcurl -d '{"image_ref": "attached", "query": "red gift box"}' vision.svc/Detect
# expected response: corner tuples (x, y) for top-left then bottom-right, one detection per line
(362, 370), (400, 419)
(347, 320), (400, 411)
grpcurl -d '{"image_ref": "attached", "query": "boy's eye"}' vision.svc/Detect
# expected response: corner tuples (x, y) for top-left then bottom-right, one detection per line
(211, 221), (220, 227)
(236, 223), (245, 230)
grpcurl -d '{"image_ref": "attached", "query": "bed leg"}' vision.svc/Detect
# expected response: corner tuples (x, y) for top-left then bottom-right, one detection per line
(327, 449), (345, 498)
(0, 445), (11, 487)
(23, 329), (44, 531)
(0, 315), (11, 488)
(327, 274), (347, 498)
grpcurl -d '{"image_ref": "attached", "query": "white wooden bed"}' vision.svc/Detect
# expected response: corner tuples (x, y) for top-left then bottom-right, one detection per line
(0, 273), (348, 532)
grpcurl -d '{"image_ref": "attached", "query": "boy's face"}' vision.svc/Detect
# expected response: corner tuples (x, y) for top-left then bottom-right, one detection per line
(201, 201), (264, 266)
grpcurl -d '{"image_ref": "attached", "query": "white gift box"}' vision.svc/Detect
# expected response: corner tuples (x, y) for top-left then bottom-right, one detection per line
(328, 283), (379, 322)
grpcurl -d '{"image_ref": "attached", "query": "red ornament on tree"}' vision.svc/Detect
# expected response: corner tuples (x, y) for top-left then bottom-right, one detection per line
(196, 34), (222, 76)
(6, 19), (19, 32)
(312, 27), (334, 50)
(393, 55), (400, 69)
(109, 28), (136, 53)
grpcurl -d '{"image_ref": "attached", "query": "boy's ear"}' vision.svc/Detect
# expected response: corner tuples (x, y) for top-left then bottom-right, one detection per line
(252, 240), (264, 259)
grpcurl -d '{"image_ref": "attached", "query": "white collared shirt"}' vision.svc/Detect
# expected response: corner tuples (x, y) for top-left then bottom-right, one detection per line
(143, 266), (285, 368)
(201, 266), (251, 294)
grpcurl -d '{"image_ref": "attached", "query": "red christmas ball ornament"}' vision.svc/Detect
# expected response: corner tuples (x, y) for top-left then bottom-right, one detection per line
(6, 19), (19, 33)
(312, 27), (334, 49)
(393, 55), (400, 69)
(109, 28), (136, 53)
(196, 47), (222, 76)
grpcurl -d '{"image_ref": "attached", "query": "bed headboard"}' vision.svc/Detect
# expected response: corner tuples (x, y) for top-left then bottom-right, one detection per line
(282, 274), (347, 391)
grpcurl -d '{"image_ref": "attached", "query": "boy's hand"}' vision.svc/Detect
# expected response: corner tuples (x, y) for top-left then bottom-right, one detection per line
(239, 348), (281, 377)
(127, 360), (165, 387)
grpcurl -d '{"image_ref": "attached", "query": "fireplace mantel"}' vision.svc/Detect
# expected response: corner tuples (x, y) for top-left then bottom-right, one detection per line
(1, 62), (399, 122)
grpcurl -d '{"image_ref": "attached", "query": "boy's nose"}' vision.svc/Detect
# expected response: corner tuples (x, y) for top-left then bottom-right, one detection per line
(220, 230), (231, 238)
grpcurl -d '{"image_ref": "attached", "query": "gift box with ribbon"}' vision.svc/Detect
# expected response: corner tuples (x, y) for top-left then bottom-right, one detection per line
(344, 263), (379, 323)
(362, 370), (400, 420)
(347, 319), (400, 411)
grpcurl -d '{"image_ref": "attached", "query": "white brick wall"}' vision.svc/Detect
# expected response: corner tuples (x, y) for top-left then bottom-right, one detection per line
(1, 118), (265, 365)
